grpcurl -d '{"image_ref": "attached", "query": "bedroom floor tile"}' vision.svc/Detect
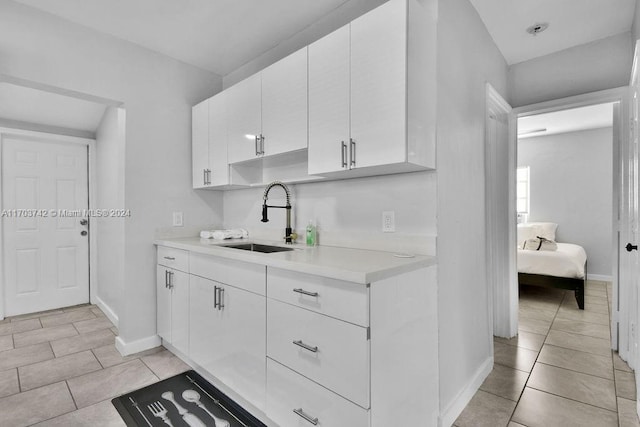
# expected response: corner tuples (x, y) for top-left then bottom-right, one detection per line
(617, 397), (640, 427)
(495, 331), (546, 352)
(615, 369), (637, 401)
(556, 306), (610, 325)
(494, 341), (539, 372)
(479, 364), (529, 401)
(614, 353), (633, 372)
(545, 330), (612, 357)
(518, 316), (552, 335)
(454, 390), (516, 427)
(537, 344), (614, 379)
(551, 317), (611, 340)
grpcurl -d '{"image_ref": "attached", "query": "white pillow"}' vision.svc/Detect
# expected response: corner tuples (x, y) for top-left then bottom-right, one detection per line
(517, 224), (537, 248)
(517, 222), (558, 247)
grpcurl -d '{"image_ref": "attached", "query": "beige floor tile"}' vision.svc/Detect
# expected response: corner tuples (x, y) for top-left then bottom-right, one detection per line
(479, 364), (528, 401)
(63, 304), (96, 313)
(551, 318), (610, 340)
(518, 316), (552, 335)
(13, 324), (78, 348)
(0, 382), (76, 426)
(0, 334), (13, 352)
(91, 307), (106, 318)
(454, 390), (516, 427)
(537, 344), (614, 379)
(494, 341), (539, 372)
(73, 317), (114, 335)
(562, 298), (609, 314)
(0, 342), (54, 371)
(495, 331), (546, 352)
(556, 306), (610, 325)
(110, 326), (118, 335)
(528, 363), (616, 411)
(618, 397), (640, 427)
(512, 387), (618, 427)
(545, 330), (611, 357)
(615, 369), (637, 400)
(0, 318), (41, 336)
(50, 328), (115, 357)
(585, 287), (607, 297)
(0, 369), (19, 399)
(33, 399), (126, 427)
(518, 305), (557, 322)
(141, 349), (190, 380)
(8, 309), (63, 322)
(40, 309), (96, 328)
(67, 359), (158, 408)
(614, 353), (633, 372)
(92, 344), (163, 368)
(19, 350), (102, 391)
(508, 423), (526, 427)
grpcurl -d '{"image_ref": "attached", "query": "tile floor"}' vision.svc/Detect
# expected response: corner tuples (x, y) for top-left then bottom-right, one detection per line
(0, 304), (190, 426)
(455, 281), (639, 427)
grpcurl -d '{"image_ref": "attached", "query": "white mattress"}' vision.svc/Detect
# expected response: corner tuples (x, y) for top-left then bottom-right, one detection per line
(517, 243), (587, 279)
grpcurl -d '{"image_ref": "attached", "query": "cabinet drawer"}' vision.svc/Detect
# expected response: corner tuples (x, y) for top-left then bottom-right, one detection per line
(267, 358), (369, 427)
(190, 252), (266, 295)
(157, 246), (189, 272)
(267, 267), (368, 326)
(267, 299), (369, 408)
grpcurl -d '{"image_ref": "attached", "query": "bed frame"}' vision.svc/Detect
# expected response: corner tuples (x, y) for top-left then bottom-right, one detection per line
(518, 261), (586, 310)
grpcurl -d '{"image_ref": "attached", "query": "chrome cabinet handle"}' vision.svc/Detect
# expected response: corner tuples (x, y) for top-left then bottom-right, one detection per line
(293, 288), (319, 297)
(168, 271), (174, 289)
(214, 285), (219, 309)
(255, 135), (260, 156)
(203, 169), (207, 185)
(218, 287), (225, 309)
(165, 270), (169, 288)
(341, 141), (347, 168)
(259, 134), (265, 155)
(163, 256), (175, 261)
(293, 340), (318, 353)
(293, 408), (318, 425)
(350, 138), (356, 167)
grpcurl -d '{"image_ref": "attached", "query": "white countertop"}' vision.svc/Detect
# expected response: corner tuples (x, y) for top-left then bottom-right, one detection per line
(154, 237), (436, 284)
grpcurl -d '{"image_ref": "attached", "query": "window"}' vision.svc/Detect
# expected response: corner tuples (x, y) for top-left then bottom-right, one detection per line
(517, 166), (530, 214)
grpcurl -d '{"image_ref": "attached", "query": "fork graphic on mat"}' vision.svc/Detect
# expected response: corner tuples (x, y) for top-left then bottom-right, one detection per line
(148, 401), (174, 427)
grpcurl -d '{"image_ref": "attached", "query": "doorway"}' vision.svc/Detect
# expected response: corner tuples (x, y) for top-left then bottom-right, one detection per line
(1, 132), (92, 316)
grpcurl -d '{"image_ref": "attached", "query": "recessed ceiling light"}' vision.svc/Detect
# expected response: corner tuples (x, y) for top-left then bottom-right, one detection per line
(526, 22), (549, 36)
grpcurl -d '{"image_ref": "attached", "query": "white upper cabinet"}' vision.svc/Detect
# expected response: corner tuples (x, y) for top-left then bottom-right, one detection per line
(208, 92), (228, 186)
(192, 100), (209, 188)
(308, 25), (350, 175)
(227, 73), (262, 164)
(262, 47), (308, 157)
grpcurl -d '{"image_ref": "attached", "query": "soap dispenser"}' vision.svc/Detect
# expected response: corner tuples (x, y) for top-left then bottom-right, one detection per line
(306, 220), (316, 247)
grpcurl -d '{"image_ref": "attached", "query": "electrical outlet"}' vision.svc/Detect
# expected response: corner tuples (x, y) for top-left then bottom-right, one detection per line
(382, 211), (395, 232)
(172, 212), (184, 227)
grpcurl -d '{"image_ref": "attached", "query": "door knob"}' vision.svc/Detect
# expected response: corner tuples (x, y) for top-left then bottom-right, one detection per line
(626, 243), (638, 252)
(80, 219), (88, 226)
(80, 230), (88, 236)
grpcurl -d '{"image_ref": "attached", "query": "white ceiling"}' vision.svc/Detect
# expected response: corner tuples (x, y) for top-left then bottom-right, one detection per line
(469, 0), (636, 65)
(518, 103), (614, 139)
(0, 83), (107, 133)
(12, 0), (351, 76)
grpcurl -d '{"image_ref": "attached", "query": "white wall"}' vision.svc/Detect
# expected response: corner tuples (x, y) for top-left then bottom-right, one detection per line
(0, 0), (224, 348)
(518, 127), (613, 277)
(436, 0), (509, 423)
(508, 33), (632, 108)
(95, 107), (125, 321)
(632, 0), (640, 48)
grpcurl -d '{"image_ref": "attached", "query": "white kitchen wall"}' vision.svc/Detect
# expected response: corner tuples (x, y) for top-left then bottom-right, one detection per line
(0, 0), (224, 351)
(436, 0), (509, 423)
(631, 0), (640, 48)
(95, 107), (125, 323)
(508, 33), (632, 108)
(518, 127), (613, 278)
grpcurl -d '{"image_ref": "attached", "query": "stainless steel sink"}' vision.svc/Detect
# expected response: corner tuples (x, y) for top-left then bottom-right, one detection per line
(221, 243), (294, 253)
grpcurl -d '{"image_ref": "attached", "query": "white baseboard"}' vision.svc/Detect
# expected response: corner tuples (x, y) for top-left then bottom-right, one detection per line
(115, 334), (161, 357)
(93, 296), (119, 328)
(587, 274), (613, 282)
(438, 357), (494, 427)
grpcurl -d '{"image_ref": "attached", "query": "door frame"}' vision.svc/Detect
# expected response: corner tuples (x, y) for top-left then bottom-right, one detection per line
(0, 127), (97, 320)
(506, 87), (629, 353)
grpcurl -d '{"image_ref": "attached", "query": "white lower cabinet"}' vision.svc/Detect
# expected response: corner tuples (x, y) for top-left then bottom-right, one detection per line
(156, 248), (189, 356)
(189, 274), (266, 412)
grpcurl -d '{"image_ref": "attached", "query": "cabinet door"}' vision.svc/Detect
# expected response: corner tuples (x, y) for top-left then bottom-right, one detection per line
(208, 92), (229, 186)
(171, 270), (189, 355)
(192, 100), (209, 188)
(189, 275), (216, 370)
(213, 284), (266, 411)
(261, 47), (308, 157)
(156, 265), (172, 343)
(308, 25), (350, 175)
(226, 73), (262, 164)
(350, 0), (407, 168)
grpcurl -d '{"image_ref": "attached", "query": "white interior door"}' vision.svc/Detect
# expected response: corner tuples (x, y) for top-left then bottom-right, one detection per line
(2, 135), (89, 316)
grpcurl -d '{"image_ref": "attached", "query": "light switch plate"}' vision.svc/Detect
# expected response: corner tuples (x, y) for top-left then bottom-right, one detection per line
(173, 212), (184, 227)
(382, 211), (395, 232)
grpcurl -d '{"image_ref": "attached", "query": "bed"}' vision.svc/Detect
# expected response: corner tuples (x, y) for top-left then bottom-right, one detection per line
(517, 223), (587, 309)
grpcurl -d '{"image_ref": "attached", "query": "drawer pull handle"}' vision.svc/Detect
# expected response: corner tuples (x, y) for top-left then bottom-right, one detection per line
(163, 256), (176, 261)
(293, 340), (318, 353)
(293, 288), (319, 297)
(293, 408), (318, 425)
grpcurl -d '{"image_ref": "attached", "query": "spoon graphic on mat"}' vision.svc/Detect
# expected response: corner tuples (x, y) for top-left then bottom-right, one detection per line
(183, 389), (231, 427)
(161, 391), (206, 427)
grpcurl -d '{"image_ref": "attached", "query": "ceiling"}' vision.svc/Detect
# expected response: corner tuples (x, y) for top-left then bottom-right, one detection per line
(518, 103), (614, 139)
(0, 83), (107, 134)
(469, 0), (636, 65)
(12, 0), (351, 76)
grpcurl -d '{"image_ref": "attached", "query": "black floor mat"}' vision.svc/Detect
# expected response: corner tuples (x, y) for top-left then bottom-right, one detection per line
(111, 370), (266, 427)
